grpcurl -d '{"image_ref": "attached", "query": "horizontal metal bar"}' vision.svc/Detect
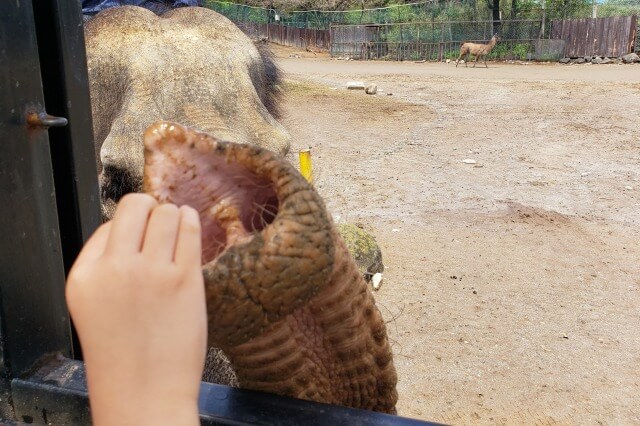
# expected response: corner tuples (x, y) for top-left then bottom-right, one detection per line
(10, 357), (441, 425)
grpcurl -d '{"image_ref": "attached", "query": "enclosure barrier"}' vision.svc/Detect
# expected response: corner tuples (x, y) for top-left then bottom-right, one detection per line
(205, 0), (640, 30)
(551, 15), (637, 57)
(234, 21), (330, 50)
(234, 17), (636, 61)
(205, 0), (640, 60)
(330, 20), (543, 61)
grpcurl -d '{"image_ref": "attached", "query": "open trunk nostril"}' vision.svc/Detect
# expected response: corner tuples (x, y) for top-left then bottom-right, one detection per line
(143, 122), (280, 263)
(249, 197), (280, 231)
(244, 195), (280, 233)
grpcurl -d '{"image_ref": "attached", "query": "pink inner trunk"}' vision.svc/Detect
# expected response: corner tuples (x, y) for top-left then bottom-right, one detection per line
(145, 133), (279, 263)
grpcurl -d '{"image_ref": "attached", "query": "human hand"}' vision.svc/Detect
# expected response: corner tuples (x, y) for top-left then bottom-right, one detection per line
(66, 193), (206, 426)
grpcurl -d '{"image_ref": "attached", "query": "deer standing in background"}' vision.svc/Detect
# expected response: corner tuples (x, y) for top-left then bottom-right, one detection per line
(456, 34), (501, 68)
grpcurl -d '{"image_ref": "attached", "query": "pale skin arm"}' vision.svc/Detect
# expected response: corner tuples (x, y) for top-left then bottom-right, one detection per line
(65, 193), (206, 426)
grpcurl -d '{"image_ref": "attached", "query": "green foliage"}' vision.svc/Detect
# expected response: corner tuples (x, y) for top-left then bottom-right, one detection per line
(204, 0), (271, 23)
(512, 43), (530, 59)
(487, 42), (510, 58)
(543, 0), (593, 19)
(205, 0), (639, 61)
(445, 49), (460, 59)
(597, 0), (640, 17)
(205, 0), (636, 27)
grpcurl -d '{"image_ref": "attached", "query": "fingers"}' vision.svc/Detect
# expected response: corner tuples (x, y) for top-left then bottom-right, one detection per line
(174, 206), (202, 268)
(142, 203), (181, 261)
(72, 222), (112, 266)
(105, 194), (158, 255)
(103, 194), (202, 267)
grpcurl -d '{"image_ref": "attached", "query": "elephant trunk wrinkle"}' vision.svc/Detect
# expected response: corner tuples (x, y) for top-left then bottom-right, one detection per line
(142, 121), (397, 413)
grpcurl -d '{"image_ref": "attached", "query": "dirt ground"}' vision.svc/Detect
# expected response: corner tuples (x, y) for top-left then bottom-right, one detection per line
(272, 45), (640, 424)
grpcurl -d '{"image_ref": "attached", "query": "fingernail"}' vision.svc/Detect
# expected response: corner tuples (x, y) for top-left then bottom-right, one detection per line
(180, 205), (197, 215)
(180, 205), (200, 223)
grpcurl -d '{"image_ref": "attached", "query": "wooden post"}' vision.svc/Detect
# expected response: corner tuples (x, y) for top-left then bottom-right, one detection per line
(267, 9), (270, 42)
(439, 22), (444, 61)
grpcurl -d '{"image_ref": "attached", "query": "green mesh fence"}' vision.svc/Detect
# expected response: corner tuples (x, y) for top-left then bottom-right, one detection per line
(203, 0), (640, 30)
(203, 0), (273, 23)
(330, 20), (543, 60)
(204, 0), (456, 29)
(203, 0), (639, 57)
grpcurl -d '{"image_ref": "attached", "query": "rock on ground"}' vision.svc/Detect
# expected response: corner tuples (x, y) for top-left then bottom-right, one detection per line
(346, 81), (366, 90)
(337, 223), (384, 281)
(622, 52), (640, 63)
(365, 83), (378, 95)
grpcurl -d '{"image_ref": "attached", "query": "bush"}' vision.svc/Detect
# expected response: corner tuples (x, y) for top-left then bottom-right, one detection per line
(444, 49), (460, 60)
(487, 43), (510, 59)
(512, 43), (530, 60)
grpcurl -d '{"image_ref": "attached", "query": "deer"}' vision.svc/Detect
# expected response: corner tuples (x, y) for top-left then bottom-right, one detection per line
(455, 34), (501, 68)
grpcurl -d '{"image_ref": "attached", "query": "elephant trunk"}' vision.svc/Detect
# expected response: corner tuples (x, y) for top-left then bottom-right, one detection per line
(143, 122), (397, 413)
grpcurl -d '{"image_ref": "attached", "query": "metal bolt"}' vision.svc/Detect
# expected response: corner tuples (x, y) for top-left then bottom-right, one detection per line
(27, 112), (68, 128)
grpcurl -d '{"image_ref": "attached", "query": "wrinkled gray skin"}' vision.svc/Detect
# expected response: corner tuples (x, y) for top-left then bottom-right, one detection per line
(144, 122), (397, 412)
(85, 6), (396, 411)
(85, 6), (289, 219)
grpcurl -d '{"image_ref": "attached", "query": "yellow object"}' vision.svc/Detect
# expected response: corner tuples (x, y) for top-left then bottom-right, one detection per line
(299, 148), (313, 183)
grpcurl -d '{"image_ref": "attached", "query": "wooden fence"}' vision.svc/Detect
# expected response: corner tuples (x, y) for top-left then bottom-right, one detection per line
(550, 16), (637, 57)
(232, 17), (637, 59)
(233, 22), (330, 50)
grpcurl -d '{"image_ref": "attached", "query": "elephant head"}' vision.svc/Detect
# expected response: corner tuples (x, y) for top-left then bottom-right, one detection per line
(84, 6), (290, 218)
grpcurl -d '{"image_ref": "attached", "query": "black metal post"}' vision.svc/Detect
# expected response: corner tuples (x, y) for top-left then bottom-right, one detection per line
(31, 0), (102, 275)
(0, 0), (74, 419)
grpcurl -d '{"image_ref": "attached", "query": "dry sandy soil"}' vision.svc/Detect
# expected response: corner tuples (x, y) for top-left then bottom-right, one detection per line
(273, 45), (640, 424)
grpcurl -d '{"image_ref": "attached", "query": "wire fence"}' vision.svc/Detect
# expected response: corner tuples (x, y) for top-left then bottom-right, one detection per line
(331, 20), (544, 60)
(204, 0), (640, 29)
(203, 0), (639, 59)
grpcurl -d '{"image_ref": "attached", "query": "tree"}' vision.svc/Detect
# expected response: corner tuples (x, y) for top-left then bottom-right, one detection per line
(510, 0), (519, 19)
(486, 0), (501, 34)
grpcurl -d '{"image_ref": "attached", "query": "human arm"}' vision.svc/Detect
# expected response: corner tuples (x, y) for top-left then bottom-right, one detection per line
(65, 193), (206, 425)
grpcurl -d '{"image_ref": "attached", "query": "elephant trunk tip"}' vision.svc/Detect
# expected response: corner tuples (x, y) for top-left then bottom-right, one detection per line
(143, 121), (285, 264)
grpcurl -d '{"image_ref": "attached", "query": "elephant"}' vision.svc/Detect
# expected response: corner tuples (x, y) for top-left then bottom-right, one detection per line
(84, 6), (397, 413)
(84, 6), (289, 219)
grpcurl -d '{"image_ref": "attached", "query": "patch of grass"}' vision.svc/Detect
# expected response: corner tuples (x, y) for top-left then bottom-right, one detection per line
(444, 50), (460, 60)
(512, 43), (530, 60)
